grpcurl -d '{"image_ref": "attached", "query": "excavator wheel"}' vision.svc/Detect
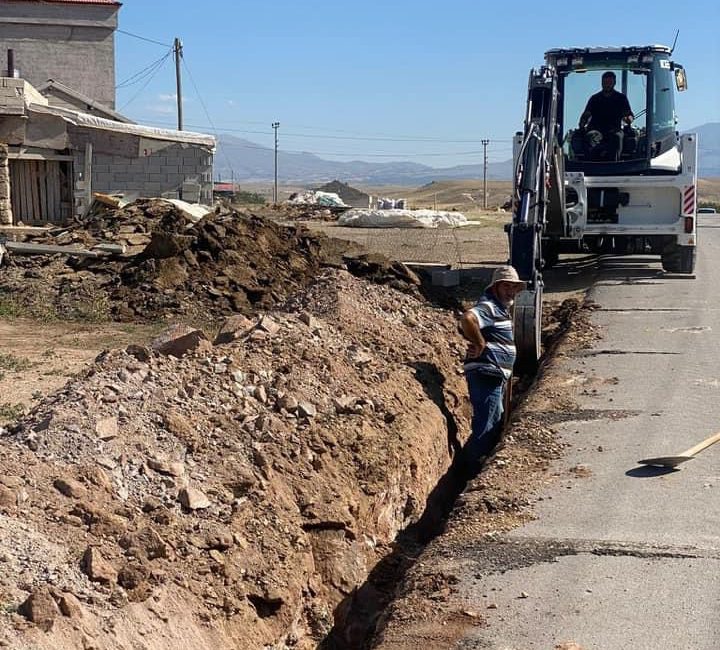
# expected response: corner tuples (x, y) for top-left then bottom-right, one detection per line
(513, 287), (543, 375)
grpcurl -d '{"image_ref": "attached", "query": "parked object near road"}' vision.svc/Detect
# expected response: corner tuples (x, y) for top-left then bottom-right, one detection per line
(339, 208), (468, 229)
(698, 207), (718, 214)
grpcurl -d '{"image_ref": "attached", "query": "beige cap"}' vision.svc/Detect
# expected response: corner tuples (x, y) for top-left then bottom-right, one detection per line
(489, 265), (526, 288)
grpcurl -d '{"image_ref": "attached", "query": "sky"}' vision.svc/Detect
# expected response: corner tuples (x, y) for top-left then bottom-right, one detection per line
(115, 0), (720, 169)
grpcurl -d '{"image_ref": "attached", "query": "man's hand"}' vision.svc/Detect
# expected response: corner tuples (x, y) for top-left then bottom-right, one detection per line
(623, 114), (634, 125)
(466, 342), (483, 359)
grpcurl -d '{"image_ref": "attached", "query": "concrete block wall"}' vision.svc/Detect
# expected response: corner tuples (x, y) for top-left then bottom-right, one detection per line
(0, 1), (118, 108)
(73, 142), (214, 215)
(0, 77), (27, 114)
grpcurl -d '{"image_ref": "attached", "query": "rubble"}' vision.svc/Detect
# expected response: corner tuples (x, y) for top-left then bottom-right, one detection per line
(0, 199), (407, 323)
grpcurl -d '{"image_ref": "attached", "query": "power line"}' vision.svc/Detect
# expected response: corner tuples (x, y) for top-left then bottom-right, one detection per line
(138, 119), (512, 145)
(180, 55), (236, 177)
(118, 51), (172, 111)
(116, 29), (172, 48)
(180, 116), (515, 143)
(116, 50), (173, 89)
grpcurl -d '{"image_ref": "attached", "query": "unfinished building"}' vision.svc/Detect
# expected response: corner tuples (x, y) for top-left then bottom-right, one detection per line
(0, 0), (215, 225)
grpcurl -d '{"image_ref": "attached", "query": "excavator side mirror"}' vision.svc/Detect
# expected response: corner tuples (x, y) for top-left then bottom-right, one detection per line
(672, 64), (688, 91)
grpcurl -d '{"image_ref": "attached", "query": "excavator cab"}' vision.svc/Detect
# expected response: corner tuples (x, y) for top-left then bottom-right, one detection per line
(550, 47), (685, 176)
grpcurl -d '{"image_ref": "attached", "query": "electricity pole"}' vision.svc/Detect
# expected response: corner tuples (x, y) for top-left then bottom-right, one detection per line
(174, 38), (183, 131)
(481, 139), (490, 209)
(272, 121), (280, 204)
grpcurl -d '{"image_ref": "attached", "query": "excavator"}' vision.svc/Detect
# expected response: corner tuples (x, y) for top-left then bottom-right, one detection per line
(508, 44), (697, 373)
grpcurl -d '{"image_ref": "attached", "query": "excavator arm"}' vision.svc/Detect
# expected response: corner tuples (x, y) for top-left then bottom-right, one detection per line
(508, 66), (565, 374)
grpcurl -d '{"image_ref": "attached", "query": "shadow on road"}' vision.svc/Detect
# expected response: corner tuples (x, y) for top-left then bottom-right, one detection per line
(625, 465), (679, 478)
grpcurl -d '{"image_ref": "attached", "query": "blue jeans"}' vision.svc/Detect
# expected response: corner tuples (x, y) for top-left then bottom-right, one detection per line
(464, 370), (505, 463)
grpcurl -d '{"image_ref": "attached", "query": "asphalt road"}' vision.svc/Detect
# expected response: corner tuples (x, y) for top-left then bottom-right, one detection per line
(451, 215), (720, 649)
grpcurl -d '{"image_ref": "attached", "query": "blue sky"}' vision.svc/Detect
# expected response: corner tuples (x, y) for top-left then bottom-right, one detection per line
(115, 0), (720, 168)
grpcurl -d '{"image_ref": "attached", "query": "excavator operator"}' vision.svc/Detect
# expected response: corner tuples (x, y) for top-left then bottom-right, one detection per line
(578, 71), (634, 161)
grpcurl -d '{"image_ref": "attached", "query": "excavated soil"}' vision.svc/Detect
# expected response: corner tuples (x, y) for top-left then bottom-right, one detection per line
(0, 199), (592, 649)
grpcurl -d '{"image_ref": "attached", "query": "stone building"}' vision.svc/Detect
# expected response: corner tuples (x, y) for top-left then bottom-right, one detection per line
(0, 78), (215, 225)
(0, 0), (216, 225)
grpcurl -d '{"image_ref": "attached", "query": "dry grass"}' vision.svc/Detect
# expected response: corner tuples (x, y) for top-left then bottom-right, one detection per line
(244, 176), (720, 212)
(698, 178), (720, 206)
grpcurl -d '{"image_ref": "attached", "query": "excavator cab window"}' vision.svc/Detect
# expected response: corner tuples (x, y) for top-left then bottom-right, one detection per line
(560, 66), (648, 165)
(551, 49), (684, 174)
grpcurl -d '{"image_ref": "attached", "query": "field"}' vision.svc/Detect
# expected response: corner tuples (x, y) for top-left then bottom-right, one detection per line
(243, 177), (720, 211)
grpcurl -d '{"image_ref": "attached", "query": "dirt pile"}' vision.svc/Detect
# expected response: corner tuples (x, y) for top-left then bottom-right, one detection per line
(0, 200), (417, 323)
(0, 266), (469, 649)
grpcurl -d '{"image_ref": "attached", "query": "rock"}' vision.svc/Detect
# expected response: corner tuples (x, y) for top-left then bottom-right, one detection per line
(18, 588), (60, 631)
(208, 549), (225, 564)
(83, 466), (113, 493)
(95, 416), (118, 441)
(214, 314), (255, 345)
(257, 315), (280, 336)
(58, 592), (85, 619)
(151, 325), (211, 358)
(254, 385), (268, 404)
(126, 344), (151, 362)
(53, 477), (87, 499)
(81, 547), (118, 584)
(0, 485), (15, 511)
(162, 410), (200, 450)
(277, 394), (299, 412)
(299, 312), (320, 330)
(178, 486), (211, 510)
(147, 458), (185, 477)
(332, 396), (356, 414)
(119, 527), (169, 560)
(298, 401), (317, 418)
(117, 564), (149, 590)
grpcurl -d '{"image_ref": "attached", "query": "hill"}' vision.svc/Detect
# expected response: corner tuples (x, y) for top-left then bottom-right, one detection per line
(215, 122), (720, 186)
(214, 135), (511, 185)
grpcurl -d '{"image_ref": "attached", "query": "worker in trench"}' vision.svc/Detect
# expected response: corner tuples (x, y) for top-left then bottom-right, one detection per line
(459, 266), (526, 473)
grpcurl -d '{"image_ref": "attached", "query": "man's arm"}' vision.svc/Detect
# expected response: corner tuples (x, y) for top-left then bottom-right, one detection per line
(579, 96), (594, 129)
(621, 93), (634, 124)
(460, 309), (487, 358)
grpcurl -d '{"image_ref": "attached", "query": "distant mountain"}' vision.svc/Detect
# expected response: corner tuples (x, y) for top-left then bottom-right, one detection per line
(214, 135), (512, 185)
(214, 123), (719, 185)
(691, 122), (720, 177)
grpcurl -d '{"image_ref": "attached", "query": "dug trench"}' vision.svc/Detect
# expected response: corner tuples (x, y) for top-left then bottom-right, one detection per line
(0, 201), (595, 649)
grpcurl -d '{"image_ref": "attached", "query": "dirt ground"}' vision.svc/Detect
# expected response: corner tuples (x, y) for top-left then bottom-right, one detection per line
(0, 196), (589, 650)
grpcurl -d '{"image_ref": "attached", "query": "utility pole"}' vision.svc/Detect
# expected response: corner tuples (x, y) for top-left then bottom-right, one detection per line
(272, 121), (280, 204)
(481, 139), (490, 209)
(174, 38), (183, 131)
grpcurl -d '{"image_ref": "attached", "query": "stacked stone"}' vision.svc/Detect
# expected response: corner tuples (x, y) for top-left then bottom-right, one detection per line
(0, 143), (12, 225)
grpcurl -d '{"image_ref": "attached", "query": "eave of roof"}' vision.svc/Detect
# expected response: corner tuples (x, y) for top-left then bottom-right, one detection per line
(8, 0), (122, 5)
(28, 103), (216, 150)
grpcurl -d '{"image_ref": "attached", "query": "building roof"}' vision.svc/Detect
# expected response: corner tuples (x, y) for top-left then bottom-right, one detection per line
(14, 0), (122, 4)
(38, 80), (133, 124)
(29, 102), (216, 149)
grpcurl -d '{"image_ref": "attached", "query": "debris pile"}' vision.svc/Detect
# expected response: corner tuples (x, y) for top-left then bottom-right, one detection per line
(0, 200), (415, 323)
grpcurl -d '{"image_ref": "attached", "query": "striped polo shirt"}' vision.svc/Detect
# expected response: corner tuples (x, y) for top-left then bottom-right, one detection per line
(463, 291), (516, 380)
